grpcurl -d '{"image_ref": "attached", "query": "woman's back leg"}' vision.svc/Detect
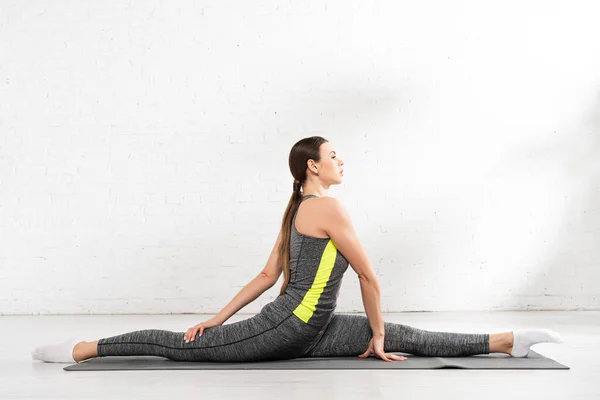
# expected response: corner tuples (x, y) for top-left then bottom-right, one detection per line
(96, 313), (293, 362)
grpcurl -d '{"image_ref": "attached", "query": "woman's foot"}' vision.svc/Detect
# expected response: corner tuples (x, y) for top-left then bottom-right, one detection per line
(31, 337), (84, 363)
(508, 329), (564, 357)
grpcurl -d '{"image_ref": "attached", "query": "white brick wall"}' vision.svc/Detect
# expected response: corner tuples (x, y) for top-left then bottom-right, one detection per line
(1, 0), (599, 315)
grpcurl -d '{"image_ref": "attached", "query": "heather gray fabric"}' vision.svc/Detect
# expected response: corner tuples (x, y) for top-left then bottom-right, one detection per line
(96, 194), (490, 362)
(275, 193), (351, 329)
(97, 312), (321, 362)
(96, 313), (490, 362)
(303, 314), (489, 358)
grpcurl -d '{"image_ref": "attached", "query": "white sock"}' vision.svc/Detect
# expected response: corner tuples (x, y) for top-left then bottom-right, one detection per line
(510, 329), (564, 358)
(31, 336), (85, 363)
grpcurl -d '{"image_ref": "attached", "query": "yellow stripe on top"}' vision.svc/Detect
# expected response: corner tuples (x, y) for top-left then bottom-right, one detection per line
(293, 240), (338, 323)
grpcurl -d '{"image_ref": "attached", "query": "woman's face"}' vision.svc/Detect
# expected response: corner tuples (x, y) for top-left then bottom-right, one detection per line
(318, 142), (344, 182)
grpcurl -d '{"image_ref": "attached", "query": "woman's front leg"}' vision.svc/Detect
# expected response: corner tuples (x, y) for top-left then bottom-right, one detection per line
(303, 314), (499, 358)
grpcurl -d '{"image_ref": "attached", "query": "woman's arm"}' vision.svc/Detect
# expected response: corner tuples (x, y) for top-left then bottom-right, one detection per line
(322, 197), (385, 337)
(212, 273), (277, 325)
(213, 231), (284, 324)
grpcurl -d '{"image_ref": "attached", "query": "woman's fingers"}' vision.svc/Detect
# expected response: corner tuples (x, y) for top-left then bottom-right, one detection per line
(359, 338), (374, 358)
(374, 348), (408, 362)
(376, 350), (391, 362)
(184, 327), (196, 343)
(378, 352), (407, 362)
(191, 326), (202, 341)
(358, 348), (371, 358)
(389, 354), (407, 361)
(184, 325), (207, 342)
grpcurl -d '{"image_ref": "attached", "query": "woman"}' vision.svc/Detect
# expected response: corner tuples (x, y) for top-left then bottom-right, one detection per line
(32, 136), (563, 364)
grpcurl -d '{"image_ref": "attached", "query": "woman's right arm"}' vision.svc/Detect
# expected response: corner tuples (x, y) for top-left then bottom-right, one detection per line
(321, 198), (385, 337)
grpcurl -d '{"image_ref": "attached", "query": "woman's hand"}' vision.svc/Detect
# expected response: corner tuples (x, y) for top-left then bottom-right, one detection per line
(184, 317), (222, 343)
(358, 335), (407, 362)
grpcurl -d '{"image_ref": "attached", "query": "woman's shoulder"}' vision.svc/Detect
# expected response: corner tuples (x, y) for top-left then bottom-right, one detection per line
(317, 196), (344, 208)
(310, 196), (350, 223)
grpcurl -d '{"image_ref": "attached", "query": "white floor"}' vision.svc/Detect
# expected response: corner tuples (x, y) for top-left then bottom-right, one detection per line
(2, 311), (597, 400)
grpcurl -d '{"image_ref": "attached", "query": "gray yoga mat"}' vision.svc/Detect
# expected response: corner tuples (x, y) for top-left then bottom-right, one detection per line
(63, 350), (569, 371)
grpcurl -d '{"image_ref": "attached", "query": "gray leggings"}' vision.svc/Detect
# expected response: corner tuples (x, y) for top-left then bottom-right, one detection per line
(97, 313), (489, 362)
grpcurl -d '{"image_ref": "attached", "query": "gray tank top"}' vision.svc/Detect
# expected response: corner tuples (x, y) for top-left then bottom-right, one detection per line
(262, 194), (350, 329)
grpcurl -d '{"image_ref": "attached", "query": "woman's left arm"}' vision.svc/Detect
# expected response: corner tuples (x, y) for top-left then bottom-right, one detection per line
(213, 231), (284, 324)
(212, 273), (277, 325)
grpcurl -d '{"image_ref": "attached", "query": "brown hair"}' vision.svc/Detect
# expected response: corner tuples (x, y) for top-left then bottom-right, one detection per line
(277, 136), (329, 296)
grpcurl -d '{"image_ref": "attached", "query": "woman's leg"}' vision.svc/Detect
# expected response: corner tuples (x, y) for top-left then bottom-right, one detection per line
(73, 340), (99, 362)
(303, 314), (499, 358)
(77, 314), (297, 363)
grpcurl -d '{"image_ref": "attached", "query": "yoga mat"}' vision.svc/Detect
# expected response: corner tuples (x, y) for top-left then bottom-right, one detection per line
(63, 350), (569, 371)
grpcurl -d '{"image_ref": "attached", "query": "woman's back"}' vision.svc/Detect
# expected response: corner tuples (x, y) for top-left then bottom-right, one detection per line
(261, 194), (350, 329)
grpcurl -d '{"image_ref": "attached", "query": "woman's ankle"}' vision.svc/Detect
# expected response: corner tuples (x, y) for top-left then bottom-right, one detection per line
(489, 332), (514, 354)
(505, 332), (515, 354)
(73, 340), (98, 362)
